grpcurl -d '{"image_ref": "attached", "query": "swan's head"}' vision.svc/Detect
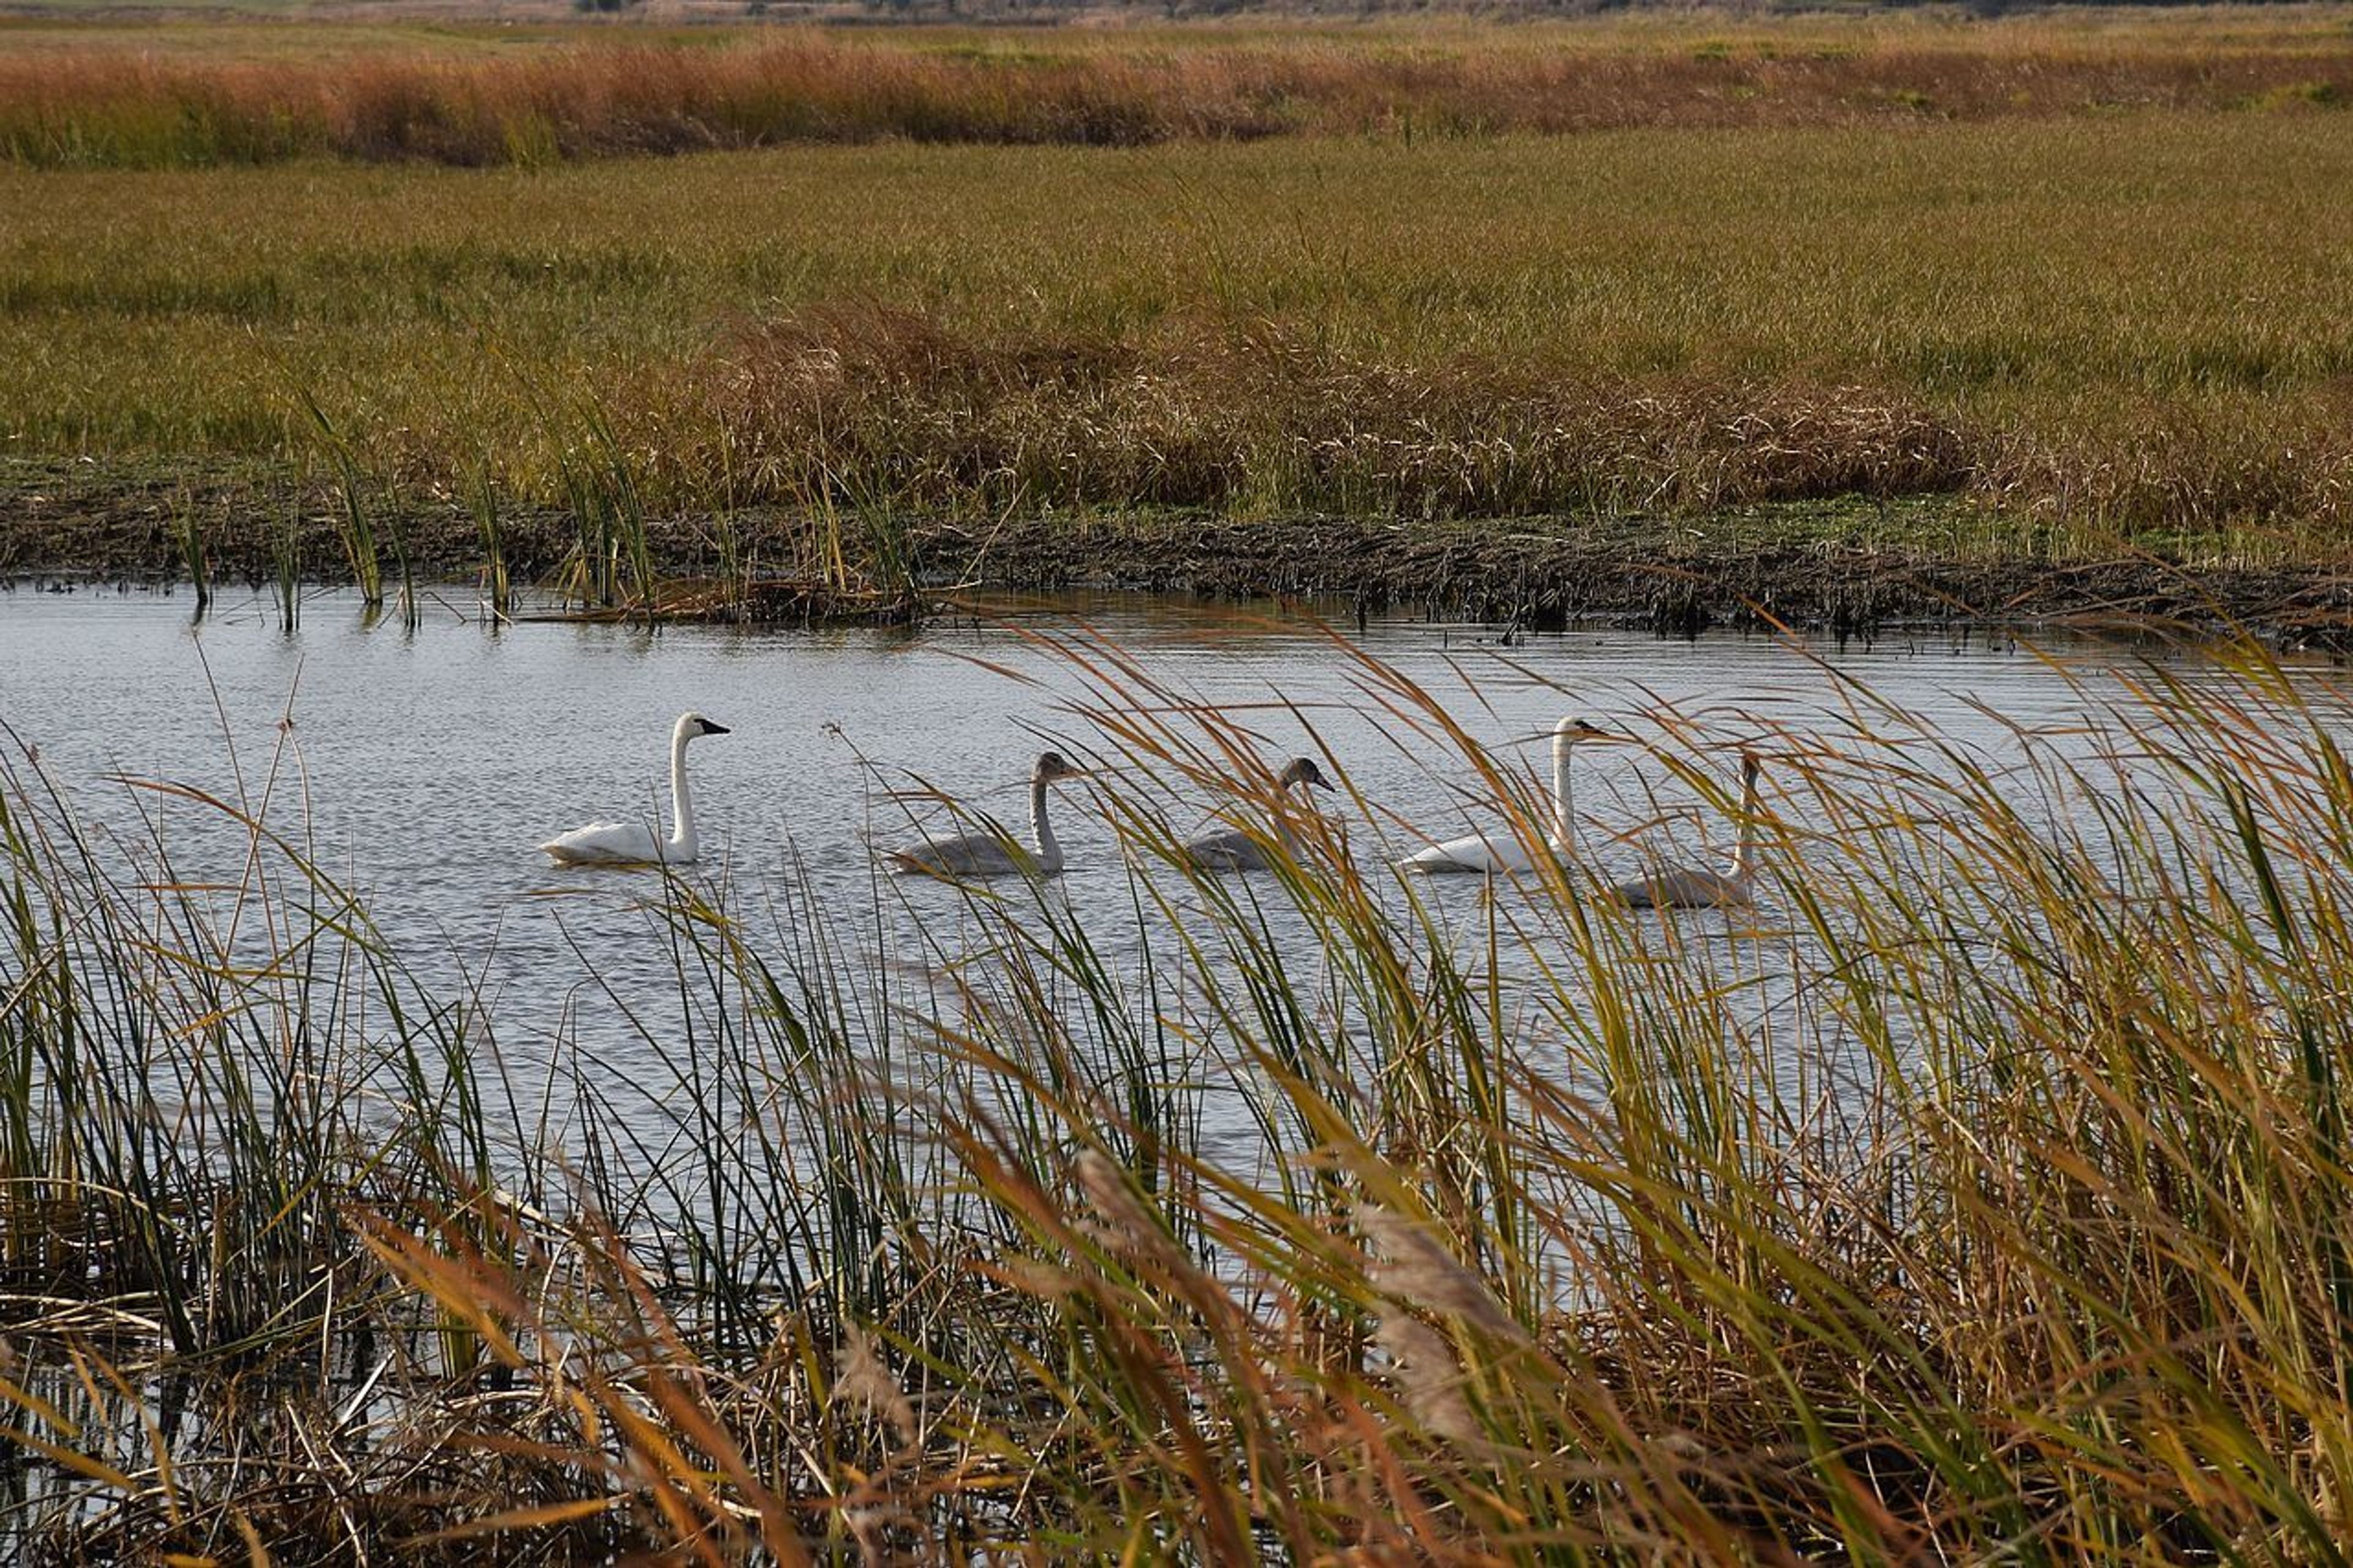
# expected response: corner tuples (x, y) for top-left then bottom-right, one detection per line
(1034, 751), (1085, 783)
(1278, 756), (1335, 792)
(678, 712), (731, 740)
(1554, 717), (1620, 744)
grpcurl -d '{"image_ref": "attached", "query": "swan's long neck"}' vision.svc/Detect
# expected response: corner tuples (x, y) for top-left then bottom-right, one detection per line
(1726, 762), (1759, 881)
(1029, 774), (1061, 873)
(1274, 776), (1308, 855)
(1548, 735), (1576, 848)
(666, 726), (697, 860)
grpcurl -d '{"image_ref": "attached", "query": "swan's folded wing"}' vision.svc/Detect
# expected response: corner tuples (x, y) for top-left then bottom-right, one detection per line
(1180, 825), (1254, 870)
(885, 827), (976, 875)
(1397, 833), (1530, 874)
(1609, 865), (1747, 909)
(887, 825), (1032, 878)
(541, 819), (621, 850)
(882, 837), (955, 875)
(540, 820), (657, 863)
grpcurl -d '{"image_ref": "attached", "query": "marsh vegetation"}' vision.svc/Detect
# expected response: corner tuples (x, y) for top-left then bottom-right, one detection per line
(3, 11), (2352, 623)
(6, 621), (2353, 1558)
(8, 10), (2353, 1540)
(5, 13), (2351, 168)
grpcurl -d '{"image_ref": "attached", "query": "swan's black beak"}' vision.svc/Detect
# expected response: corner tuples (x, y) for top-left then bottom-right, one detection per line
(703, 721), (732, 736)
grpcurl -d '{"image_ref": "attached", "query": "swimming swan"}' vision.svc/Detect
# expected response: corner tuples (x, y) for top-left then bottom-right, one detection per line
(539, 711), (730, 866)
(889, 751), (1086, 879)
(1610, 752), (1762, 909)
(1398, 718), (1617, 874)
(1180, 756), (1335, 872)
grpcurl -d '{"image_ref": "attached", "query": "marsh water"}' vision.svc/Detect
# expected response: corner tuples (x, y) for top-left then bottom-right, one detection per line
(4, 584), (2346, 1178)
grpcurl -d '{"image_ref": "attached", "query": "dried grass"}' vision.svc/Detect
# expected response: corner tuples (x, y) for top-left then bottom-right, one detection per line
(2, 20), (2351, 169)
(6, 48), (2352, 561)
(665, 304), (2353, 537)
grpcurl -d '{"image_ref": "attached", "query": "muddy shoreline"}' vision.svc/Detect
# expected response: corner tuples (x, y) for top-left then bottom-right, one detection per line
(6, 460), (2351, 645)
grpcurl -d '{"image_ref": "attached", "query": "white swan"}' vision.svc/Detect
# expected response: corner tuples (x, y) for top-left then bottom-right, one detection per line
(1398, 718), (1617, 874)
(889, 751), (1086, 879)
(539, 711), (730, 866)
(1180, 756), (1334, 872)
(1610, 752), (1762, 909)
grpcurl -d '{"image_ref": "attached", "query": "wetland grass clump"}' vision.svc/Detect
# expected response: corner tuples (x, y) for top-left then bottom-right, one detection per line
(535, 407), (933, 627)
(8, 112), (2353, 569)
(170, 487), (209, 617)
(678, 306), (1981, 523)
(10, 628), (2353, 1555)
(0, 724), (496, 1370)
(270, 501), (301, 632)
(2, 17), (2351, 171)
(464, 458), (510, 621)
(550, 408), (649, 615)
(301, 394), (386, 613)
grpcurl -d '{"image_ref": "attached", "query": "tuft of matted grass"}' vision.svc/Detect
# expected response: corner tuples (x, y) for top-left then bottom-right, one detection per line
(9, 626), (2353, 1555)
(5, 112), (2353, 551)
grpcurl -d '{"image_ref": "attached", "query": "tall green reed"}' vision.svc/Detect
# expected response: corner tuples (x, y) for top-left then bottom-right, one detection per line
(552, 403), (654, 616)
(465, 456), (510, 621)
(300, 391), (384, 613)
(271, 498), (301, 632)
(170, 487), (208, 619)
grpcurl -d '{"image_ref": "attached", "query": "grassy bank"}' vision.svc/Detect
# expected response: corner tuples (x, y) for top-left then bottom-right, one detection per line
(4, 12), (2352, 168)
(9, 631), (2353, 1556)
(5, 110), (2353, 574)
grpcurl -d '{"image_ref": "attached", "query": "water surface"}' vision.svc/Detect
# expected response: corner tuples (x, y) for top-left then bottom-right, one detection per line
(4, 584), (2338, 1173)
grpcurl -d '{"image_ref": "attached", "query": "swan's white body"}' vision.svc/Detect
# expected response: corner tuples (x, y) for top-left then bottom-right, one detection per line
(1398, 719), (1613, 875)
(889, 751), (1083, 879)
(539, 712), (730, 866)
(1611, 754), (1762, 909)
(1181, 757), (1334, 872)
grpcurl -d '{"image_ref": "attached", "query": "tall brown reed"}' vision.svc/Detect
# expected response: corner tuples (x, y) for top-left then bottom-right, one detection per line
(3, 25), (2349, 170)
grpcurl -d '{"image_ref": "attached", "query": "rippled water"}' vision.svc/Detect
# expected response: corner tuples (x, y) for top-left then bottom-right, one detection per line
(4, 583), (2344, 1168)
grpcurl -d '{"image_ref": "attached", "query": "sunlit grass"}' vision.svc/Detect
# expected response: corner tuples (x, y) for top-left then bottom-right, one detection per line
(2, 10), (2350, 169)
(5, 113), (2352, 548)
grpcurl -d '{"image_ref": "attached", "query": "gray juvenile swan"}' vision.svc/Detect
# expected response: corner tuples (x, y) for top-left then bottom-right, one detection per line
(1610, 752), (1762, 909)
(888, 751), (1086, 879)
(1180, 756), (1335, 872)
(539, 711), (730, 866)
